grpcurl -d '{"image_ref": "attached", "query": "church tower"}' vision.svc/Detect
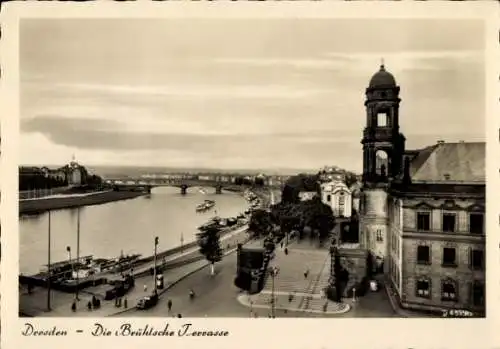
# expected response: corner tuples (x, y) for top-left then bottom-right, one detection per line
(359, 63), (405, 272)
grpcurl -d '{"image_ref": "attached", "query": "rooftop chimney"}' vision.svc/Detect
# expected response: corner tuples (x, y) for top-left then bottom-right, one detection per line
(459, 140), (465, 143)
(443, 173), (451, 180)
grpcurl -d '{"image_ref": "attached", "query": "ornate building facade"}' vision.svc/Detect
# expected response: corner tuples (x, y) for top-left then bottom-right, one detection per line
(357, 64), (485, 315)
(320, 181), (352, 218)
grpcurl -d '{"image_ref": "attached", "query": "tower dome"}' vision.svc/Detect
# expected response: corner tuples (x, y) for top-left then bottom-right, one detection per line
(369, 64), (396, 88)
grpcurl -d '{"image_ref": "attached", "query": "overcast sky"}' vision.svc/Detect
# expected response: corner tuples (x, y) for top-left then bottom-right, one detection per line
(20, 18), (485, 172)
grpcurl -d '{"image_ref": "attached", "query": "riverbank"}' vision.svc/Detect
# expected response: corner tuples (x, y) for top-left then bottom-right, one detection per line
(19, 190), (148, 216)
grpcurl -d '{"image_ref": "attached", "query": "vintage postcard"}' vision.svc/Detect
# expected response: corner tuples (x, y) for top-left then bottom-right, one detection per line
(1, 1), (499, 349)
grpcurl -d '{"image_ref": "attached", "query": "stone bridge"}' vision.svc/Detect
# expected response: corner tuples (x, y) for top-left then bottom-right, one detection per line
(105, 178), (230, 194)
(104, 177), (281, 195)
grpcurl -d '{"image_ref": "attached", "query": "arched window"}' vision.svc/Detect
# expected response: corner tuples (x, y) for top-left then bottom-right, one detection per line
(441, 278), (458, 302)
(326, 194), (331, 202)
(416, 277), (431, 298)
(375, 150), (388, 177)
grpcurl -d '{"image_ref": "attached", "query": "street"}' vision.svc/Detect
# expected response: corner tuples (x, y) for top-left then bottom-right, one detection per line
(120, 242), (398, 318)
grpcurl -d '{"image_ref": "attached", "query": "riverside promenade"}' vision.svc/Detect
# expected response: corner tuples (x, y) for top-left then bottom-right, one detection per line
(19, 224), (251, 317)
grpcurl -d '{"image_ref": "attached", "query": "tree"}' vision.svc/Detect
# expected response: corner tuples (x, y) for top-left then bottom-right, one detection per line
(281, 184), (299, 203)
(196, 226), (223, 275)
(331, 246), (343, 302)
(248, 209), (273, 238)
(300, 198), (335, 244)
(344, 172), (358, 188)
(254, 177), (265, 186)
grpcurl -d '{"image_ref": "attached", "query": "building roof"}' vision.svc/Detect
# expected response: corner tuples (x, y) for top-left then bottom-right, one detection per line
(409, 141), (485, 183)
(369, 64), (397, 89)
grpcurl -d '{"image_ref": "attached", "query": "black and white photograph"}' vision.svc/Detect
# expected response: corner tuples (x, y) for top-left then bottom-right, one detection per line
(13, 12), (490, 322)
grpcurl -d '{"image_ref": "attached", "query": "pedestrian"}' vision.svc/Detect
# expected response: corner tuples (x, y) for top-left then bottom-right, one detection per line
(284, 248), (288, 255)
(143, 284), (148, 292)
(167, 299), (173, 312)
(71, 302), (76, 312)
(280, 241), (284, 249)
(177, 313), (182, 318)
(124, 298), (128, 309)
(87, 301), (92, 311)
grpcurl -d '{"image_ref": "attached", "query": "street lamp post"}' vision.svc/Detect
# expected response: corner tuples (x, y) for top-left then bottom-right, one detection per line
(76, 207), (81, 301)
(268, 266), (279, 318)
(153, 236), (159, 294)
(47, 210), (52, 311)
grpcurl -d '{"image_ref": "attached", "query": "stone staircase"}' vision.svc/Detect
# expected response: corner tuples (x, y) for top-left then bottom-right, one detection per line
(259, 245), (330, 310)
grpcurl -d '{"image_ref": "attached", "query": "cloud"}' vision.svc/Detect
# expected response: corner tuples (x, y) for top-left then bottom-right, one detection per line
(212, 57), (349, 70)
(20, 115), (365, 152)
(50, 82), (336, 100)
(211, 50), (482, 74)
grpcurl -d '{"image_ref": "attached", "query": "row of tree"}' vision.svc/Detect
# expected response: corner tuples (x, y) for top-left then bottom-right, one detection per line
(19, 169), (104, 191)
(248, 174), (336, 246)
(19, 174), (68, 191)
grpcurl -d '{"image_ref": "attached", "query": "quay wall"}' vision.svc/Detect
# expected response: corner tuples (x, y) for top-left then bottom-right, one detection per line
(19, 190), (147, 216)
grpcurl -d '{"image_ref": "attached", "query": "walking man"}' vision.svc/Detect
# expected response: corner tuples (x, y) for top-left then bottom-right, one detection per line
(167, 299), (173, 312)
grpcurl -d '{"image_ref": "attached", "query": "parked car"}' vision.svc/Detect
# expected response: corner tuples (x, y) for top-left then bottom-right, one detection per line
(137, 293), (159, 310)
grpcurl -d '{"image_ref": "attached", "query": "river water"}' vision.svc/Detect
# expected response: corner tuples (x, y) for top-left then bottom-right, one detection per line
(19, 187), (249, 275)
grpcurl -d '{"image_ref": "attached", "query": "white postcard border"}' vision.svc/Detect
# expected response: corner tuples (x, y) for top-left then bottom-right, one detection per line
(1, 2), (499, 349)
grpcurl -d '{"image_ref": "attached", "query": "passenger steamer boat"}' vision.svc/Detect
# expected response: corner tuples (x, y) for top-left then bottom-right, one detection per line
(195, 199), (216, 212)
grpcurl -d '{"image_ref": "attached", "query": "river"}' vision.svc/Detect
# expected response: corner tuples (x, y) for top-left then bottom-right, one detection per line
(19, 187), (249, 275)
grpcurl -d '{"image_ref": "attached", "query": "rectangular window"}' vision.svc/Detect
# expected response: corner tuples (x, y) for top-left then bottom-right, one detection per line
(416, 279), (431, 298)
(470, 250), (484, 270)
(377, 112), (387, 127)
(326, 194), (331, 202)
(469, 213), (484, 235)
(376, 229), (383, 242)
(417, 245), (430, 264)
(442, 213), (456, 233)
(472, 281), (485, 307)
(339, 195), (345, 205)
(441, 281), (458, 302)
(442, 247), (457, 267)
(417, 212), (431, 231)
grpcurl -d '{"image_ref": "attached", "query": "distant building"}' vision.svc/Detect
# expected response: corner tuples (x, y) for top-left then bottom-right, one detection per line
(66, 157), (84, 186)
(318, 166), (346, 183)
(320, 181), (352, 218)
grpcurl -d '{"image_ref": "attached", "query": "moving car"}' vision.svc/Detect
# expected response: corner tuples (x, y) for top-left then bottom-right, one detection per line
(136, 293), (159, 310)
